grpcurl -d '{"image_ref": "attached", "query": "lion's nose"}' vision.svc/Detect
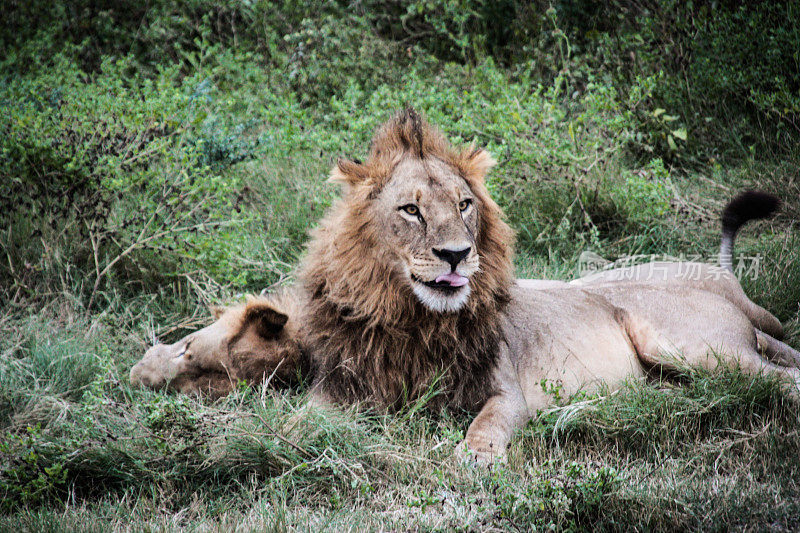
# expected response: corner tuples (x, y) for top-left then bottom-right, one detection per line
(432, 247), (471, 270)
(130, 362), (145, 387)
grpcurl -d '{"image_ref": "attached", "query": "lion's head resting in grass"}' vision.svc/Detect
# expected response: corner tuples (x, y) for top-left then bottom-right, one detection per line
(300, 108), (515, 410)
(129, 292), (307, 398)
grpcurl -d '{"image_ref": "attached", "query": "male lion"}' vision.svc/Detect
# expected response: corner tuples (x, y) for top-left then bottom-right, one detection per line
(131, 109), (800, 463)
(295, 109), (800, 462)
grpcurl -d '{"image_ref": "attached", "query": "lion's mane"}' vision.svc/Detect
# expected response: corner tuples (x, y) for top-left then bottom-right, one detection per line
(299, 108), (515, 411)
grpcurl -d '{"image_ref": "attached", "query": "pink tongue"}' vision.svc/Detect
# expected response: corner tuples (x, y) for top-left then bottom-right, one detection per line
(435, 272), (469, 287)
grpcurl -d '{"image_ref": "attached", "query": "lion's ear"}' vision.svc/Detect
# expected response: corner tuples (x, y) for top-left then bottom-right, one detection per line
(329, 158), (368, 188)
(244, 300), (289, 340)
(460, 146), (496, 184)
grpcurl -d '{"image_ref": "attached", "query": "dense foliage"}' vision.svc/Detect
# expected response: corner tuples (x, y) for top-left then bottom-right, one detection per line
(1, 1), (798, 529)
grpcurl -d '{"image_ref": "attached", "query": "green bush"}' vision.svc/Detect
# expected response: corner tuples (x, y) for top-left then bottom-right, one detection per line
(0, 54), (258, 307)
(0, 425), (69, 510)
(1, 0), (260, 74)
(559, 1), (800, 163)
(490, 460), (621, 530)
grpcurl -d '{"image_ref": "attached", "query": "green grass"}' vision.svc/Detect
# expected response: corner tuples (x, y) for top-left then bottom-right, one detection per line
(1, 162), (798, 530)
(2, 1), (800, 530)
(4, 315), (800, 530)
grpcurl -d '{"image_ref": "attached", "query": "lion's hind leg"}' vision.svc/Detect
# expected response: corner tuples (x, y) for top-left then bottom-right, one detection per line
(722, 283), (784, 340)
(756, 330), (800, 368)
(708, 345), (800, 399)
(616, 308), (800, 398)
(612, 308), (670, 368)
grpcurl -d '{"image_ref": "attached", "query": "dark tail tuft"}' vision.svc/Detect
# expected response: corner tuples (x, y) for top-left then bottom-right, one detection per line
(721, 190), (781, 234)
(719, 190), (780, 271)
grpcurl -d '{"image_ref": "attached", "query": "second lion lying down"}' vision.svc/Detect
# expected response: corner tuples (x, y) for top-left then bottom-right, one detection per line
(131, 110), (800, 462)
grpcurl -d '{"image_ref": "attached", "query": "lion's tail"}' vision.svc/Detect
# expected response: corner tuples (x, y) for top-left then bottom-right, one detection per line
(720, 190), (781, 271)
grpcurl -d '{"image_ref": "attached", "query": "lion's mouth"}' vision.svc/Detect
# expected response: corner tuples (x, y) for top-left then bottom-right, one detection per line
(412, 272), (469, 293)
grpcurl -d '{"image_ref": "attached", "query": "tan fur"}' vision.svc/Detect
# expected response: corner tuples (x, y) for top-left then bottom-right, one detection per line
(460, 281), (800, 464)
(129, 290), (308, 398)
(299, 108), (514, 410)
(130, 277), (800, 464)
(568, 262), (784, 338)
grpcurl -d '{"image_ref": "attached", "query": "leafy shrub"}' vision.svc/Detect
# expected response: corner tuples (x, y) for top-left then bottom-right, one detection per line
(0, 425), (69, 510)
(0, 54), (258, 307)
(491, 460), (621, 530)
(558, 1), (800, 162)
(280, 13), (412, 104)
(1, 0), (257, 74)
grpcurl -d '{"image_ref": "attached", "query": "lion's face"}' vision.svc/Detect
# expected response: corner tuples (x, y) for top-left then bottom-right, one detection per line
(375, 156), (480, 312)
(306, 107), (513, 326)
(130, 314), (237, 392)
(130, 297), (299, 395)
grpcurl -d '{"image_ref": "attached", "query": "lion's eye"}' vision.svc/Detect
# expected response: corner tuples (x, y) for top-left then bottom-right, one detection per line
(400, 204), (420, 216)
(175, 340), (191, 359)
(459, 199), (473, 212)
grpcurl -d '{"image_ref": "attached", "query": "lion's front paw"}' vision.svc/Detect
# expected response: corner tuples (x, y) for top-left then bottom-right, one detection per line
(456, 438), (507, 467)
